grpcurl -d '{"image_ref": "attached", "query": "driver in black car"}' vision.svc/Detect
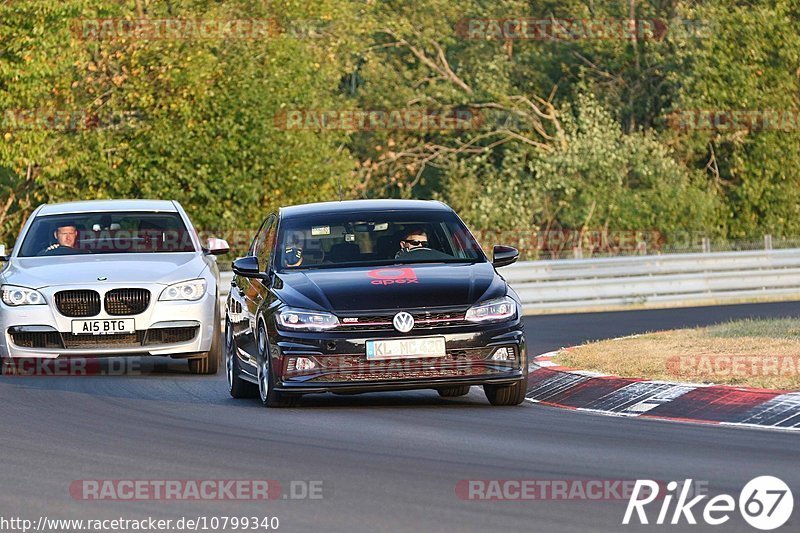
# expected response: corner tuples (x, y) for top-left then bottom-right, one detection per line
(395, 226), (454, 260)
(396, 227), (430, 258)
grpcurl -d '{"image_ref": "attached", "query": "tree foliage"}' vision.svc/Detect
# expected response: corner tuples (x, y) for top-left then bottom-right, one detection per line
(0, 0), (796, 254)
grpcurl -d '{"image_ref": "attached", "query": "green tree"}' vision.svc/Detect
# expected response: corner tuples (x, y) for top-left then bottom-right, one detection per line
(668, 0), (800, 239)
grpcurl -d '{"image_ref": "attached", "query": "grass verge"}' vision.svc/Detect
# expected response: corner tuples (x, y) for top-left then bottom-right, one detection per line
(551, 318), (800, 390)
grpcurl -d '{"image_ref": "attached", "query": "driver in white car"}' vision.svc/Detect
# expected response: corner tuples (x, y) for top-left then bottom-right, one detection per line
(41, 223), (89, 255)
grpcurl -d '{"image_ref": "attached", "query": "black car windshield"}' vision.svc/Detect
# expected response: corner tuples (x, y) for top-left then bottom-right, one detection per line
(276, 210), (486, 270)
(18, 212), (197, 257)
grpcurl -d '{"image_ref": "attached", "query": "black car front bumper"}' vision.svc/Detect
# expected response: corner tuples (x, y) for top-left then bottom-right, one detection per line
(267, 319), (526, 394)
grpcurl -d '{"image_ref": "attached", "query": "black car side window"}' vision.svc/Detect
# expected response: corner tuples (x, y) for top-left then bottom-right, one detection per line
(249, 216), (272, 257)
(256, 215), (277, 272)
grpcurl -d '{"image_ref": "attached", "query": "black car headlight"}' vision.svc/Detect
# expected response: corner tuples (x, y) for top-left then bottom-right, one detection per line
(277, 307), (340, 331)
(1, 285), (46, 306)
(465, 296), (517, 323)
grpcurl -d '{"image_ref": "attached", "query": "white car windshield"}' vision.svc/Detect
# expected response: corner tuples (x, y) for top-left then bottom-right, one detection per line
(18, 212), (197, 257)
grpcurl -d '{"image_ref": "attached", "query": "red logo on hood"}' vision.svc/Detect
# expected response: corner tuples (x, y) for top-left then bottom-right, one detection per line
(367, 268), (419, 286)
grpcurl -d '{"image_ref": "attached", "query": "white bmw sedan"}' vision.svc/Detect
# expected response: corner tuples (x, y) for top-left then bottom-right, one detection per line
(0, 199), (228, 374)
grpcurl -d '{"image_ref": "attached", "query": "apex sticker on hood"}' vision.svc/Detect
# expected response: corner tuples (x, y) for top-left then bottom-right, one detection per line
(367, 268), (419, 286)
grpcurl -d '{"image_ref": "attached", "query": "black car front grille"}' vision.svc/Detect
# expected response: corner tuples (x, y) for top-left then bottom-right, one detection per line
(105, 288), (150, 315)
(307, 361), (504, 382)
(296, 347), (505, 382)
(315, 347), (495, 370)
(144, 326), (198, 346)
(337, 311), (468, 331)
(414, 311), (469, 328)
(54, 290), (101, 317)
(338, 315), (393, 331)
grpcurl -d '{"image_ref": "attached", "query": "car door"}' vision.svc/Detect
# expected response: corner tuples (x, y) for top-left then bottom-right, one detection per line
(231, 214), (276, 368)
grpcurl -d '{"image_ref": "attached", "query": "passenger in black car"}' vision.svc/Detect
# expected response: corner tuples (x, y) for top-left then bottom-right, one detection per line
(284, 236), (304, 267)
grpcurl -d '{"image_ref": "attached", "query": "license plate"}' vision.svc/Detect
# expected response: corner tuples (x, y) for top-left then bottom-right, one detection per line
(366, 336), (446, 360)
(71, 319), (135, 335)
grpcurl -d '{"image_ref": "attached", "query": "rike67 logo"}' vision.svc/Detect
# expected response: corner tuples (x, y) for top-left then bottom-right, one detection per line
(624, 477), (793, 530)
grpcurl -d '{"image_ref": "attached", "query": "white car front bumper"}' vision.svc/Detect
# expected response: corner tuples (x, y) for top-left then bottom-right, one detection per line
(0, 283), (217, 359)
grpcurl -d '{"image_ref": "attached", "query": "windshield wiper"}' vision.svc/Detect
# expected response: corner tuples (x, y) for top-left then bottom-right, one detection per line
(280, 258), (480, 271)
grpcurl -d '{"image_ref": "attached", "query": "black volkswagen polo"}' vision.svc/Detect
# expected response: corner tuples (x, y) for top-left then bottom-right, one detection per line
(225, 199), (527, 407)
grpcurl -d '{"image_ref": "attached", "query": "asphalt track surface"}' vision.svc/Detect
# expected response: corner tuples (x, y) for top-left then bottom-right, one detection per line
(2, 301), (800, 533)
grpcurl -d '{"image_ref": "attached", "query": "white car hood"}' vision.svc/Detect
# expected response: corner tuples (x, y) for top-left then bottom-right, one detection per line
(2, 253), (206, 288)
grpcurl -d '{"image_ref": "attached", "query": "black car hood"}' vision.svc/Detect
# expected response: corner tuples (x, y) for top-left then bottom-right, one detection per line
(274, 262), (505, 311)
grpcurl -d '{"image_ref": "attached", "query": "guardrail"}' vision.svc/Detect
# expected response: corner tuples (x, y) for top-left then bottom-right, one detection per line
(219, 248), (800, 314)
(502, 248), (800, 313)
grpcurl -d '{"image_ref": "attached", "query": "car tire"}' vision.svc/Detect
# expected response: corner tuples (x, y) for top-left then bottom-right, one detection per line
(225, 320), (258, 399)
(483, 373), (528, 406)
(437, 385), (471, 397)
(188, 302), (222, 375)
(256, 321), (298, 408)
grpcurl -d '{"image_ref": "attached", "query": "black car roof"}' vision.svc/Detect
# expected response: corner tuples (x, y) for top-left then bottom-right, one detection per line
(279, 199), (452, 219)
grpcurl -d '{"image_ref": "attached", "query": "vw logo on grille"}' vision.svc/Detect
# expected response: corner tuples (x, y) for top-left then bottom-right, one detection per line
(393, 312), (414, 333)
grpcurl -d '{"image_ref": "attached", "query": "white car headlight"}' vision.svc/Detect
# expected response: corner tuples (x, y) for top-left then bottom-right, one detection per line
(276, 307), (340, 331)
(159, 279), (207, 302)
(465, 296), (517, 323)
(1, 285), (46, 306)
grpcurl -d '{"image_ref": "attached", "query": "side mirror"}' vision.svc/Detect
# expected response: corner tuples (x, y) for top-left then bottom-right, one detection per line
(204, 237), (230, 256)
(232, 256), (264, 278)
(492, 245), (519, 268)
(0, 244), (8, 262)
